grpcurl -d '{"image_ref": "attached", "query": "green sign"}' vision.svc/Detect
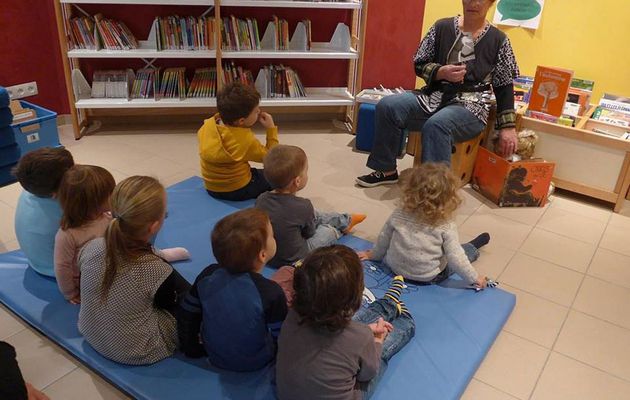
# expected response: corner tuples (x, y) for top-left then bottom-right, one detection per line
(498, 0), (542, 21)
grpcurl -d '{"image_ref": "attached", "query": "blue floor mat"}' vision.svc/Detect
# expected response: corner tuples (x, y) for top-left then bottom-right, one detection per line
(0, 177), (515, 400)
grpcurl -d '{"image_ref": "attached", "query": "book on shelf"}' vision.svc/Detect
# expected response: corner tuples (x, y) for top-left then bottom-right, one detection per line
(91, 69), (134, 99)
(513, 75), (534, 106)
(131, 68), (157, 99)
(256, 64), (306, 98)
(155, 16), (216, 51)
(570, 78), (595, 92)
(221, 16), (261, 51)
(528, 66), (573, 118)
(156, 67), (187, 100)
(273, 16), (290, 50)
(68, 16), (97, 50)
(188, 68), (218, 98)
(94, 14), (138, 50)
(222, 61), (255, 86)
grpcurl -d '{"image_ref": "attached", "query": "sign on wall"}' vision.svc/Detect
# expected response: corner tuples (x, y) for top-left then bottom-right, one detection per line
(493, 0), (545, 30)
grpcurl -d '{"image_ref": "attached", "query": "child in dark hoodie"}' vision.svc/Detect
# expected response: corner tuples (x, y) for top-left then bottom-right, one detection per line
(198, 82), (279, 201)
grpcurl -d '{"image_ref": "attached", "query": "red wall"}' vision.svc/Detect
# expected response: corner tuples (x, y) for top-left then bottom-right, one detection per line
(0, 1), (69, 114)
(0, 1), (425, 115)
(361, 0), (425, 90)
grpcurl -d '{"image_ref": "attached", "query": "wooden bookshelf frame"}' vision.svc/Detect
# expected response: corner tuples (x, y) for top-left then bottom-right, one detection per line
(54, 0), (367, 139)
(516, 107), (630, 212)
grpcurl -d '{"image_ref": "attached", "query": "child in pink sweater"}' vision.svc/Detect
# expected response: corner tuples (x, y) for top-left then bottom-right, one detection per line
(54, 166), (189, 303)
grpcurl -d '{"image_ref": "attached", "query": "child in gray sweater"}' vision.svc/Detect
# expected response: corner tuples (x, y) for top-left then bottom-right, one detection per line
(359, 163), (489, 288)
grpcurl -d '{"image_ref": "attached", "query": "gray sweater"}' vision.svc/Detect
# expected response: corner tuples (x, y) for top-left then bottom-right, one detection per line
(371, 209), (478, 284)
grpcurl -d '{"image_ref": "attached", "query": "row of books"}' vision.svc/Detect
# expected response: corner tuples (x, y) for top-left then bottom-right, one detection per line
(221, 16), (261, 51)
(92, 67), (218, 100)
(222, 61), (255, 86)
(257, 65), (306, 98)
(95, 14), (138, 50)
(592, 94), (630, 129)
(68, 17), (97, 50)
(155, 16), (216, 51)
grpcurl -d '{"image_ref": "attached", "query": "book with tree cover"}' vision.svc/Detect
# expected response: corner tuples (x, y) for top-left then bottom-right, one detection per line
(528, 66), (573, 117)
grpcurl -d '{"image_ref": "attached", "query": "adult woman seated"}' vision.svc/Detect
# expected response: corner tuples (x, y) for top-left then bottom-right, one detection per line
(356, 0), (520, 187)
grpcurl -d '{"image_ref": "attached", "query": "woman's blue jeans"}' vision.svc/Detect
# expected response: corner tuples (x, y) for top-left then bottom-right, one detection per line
(366, 92), (485, 171)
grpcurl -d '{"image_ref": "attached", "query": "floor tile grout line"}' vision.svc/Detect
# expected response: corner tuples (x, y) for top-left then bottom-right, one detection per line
(41, 365), (80, 391)
(499, 327), (557, 351)
(0, 327), (27, 342)
(527, 211), (611, 400)
(515, 249), (591, 276)
(549, 349), (630, 386)
(534, 224), (605, 247)
(467, 377), (521, 399)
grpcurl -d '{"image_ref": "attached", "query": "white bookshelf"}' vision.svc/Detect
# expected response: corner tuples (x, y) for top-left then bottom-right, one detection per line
(55, 0), (368, 138)
(75, 88), (352, 109)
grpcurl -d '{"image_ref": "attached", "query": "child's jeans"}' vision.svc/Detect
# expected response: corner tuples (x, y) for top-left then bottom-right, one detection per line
(430, 242), (479, 283)
(306, 211), (351, 251)
(206, 168), (271, 201)
(353, 297), (416, 398)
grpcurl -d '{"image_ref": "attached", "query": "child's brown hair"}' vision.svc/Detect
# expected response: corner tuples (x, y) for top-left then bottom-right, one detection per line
(102, 176), (166, 298)
(217, 82), (261, 125)
(58, 165), (116, 230)
(13, 147), (74, 197)
(211, 208), (271, 274)
(263, 145), (307, 189)
(399, 163), (462, 226)
(293, 245), (364, 332)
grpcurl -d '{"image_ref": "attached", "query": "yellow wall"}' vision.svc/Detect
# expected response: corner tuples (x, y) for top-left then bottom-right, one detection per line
(419, 0), (630, 100)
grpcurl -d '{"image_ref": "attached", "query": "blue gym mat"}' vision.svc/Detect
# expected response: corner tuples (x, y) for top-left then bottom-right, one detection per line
(0, 176), (515, 400)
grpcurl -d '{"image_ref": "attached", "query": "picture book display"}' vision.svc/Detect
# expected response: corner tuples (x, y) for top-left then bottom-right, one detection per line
(527, 66), (573, 117)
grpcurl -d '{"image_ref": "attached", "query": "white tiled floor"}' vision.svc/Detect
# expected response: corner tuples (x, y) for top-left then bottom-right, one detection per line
(1, 120), (630, 399)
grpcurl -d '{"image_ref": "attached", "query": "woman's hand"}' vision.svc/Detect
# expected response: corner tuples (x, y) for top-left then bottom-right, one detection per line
(497, 128), (518, 157)
(436, 64), (467, 83)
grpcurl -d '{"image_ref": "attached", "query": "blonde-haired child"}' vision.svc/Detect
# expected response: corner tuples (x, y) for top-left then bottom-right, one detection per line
(359, 163), (489, 288)
(78, 176), (191, 365)
(54, 165), (116, 304)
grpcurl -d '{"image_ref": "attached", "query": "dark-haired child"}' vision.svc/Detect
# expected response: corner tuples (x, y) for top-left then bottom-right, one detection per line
(14, 147), (74, 277)
(198, 82), (278, 201)
(276, 245), (415, 399)
(178, 208), (288, 371)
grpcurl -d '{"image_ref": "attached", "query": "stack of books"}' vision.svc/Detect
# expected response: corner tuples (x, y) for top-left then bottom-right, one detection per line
(592, 94), (630, 129)
(222, 62), (255, 86)
(187, 68), (218, 98)
(258, 65), (306, 98)
(221, 16), (261, 51)
(131, 68), (157, 99)
(157, 67), (187, 99)
(91, 70), (132, 98)
(273, 16), (290, 50)
(155, 16), (216, 51)
(68, 17), (96, 50)
(94, 14), (138, 50)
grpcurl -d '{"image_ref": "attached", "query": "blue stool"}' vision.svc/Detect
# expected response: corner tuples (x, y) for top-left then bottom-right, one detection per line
(355, 103), (408, 156)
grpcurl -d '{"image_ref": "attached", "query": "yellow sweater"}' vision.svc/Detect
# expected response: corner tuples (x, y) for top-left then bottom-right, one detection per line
(198, 114), (279, 192)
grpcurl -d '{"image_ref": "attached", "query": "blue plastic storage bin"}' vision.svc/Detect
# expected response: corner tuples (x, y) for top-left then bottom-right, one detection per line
(0, 126), (16, 147)
(355, 103), (408, 156)
(11, 101), (61, 154)
(0, 144), (21, 167)
(0, 163), (17, 187)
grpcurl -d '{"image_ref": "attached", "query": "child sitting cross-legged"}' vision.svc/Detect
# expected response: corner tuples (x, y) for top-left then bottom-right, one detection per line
(78, 176), (191, 365)
(359, 163), (490, 288)
(178, 208), (288, 371)
(276, 245), (415, 399)
(198, 82), (278, 201)
(255, 144), (366, 267)
(54, 165), (116, 304)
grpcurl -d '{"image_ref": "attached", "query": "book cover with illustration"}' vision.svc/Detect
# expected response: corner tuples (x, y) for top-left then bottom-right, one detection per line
(528, 66), (574, 117)
(472, 147), (555, 207)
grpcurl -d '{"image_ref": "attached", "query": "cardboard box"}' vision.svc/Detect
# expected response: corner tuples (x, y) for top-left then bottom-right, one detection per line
(472, 147), (555, 207)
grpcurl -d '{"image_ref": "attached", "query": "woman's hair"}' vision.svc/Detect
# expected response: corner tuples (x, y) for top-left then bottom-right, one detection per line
(399, 163), (462, 226)
(293, 245), (364, 332)
(211, 208), (271, 274)
(58, 165), (116, 230)
(102, 176), (166, 298)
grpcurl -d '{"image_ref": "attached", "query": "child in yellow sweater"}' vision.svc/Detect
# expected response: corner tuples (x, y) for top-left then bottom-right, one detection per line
(198, 82), (279, 201)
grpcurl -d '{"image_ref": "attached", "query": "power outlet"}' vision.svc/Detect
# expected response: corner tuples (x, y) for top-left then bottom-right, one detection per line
(6, 82), (38, 100)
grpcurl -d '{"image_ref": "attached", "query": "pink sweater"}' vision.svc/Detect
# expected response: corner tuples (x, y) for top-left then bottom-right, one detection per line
(54, 213), (111, 300)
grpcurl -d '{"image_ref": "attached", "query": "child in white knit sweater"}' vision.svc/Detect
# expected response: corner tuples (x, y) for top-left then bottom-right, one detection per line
(358, 163), (489, 288)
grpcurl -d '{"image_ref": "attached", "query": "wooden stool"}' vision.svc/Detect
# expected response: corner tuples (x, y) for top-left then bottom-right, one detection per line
(407, 132), (486, 185)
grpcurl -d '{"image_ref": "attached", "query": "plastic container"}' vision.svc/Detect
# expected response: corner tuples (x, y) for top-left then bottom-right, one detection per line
(11, 101), (61, 154)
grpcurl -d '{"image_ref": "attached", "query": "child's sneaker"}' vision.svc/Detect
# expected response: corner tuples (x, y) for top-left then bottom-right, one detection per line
(356, 171), (399, 187)
(343, 214), (367, 234)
